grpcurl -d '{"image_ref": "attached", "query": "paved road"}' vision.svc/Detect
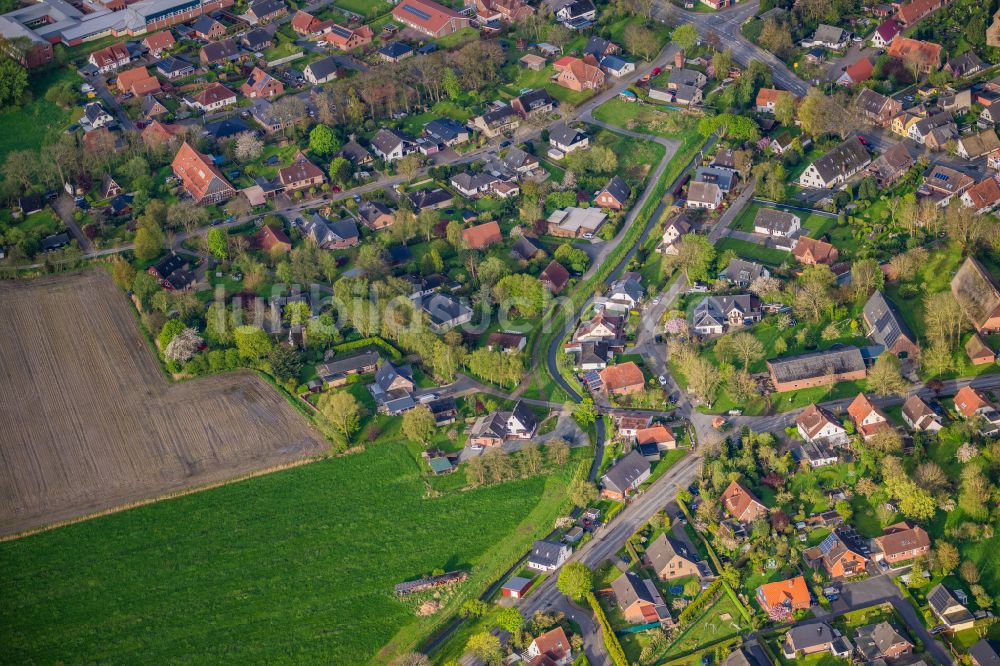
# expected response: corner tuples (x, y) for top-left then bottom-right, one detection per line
(650, 0), (811, 96)
(707, 178), (756, 244)
(53, 194), (93, 253)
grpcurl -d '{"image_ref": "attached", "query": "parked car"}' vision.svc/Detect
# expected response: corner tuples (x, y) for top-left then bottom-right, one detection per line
(658, 375), (667, 386)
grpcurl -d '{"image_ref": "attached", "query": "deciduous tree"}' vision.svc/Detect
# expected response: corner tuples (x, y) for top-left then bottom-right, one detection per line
(402, 405), (436, 445)
(319, 391), (361, 441)
(557, 562), (593, 599)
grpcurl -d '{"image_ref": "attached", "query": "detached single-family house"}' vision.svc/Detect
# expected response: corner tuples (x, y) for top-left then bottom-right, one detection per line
(595, 175), (631, 210)
(783, 623), (852, 660)
(89, 42), (130, 73)
(901, 394), (943, 432)
(511, 88), (556, 118)
(951, 257), (1000, 332)
(371, 128), (415, 162)
(540, 260), (571, 293)
(645, 533), (701, 581)
(870, 19), (901, 48)
(391, 0), (470, 38)
(549, 122), (589, 154)
(691, 294), (762, 335)
(421, 292), (472, 332)
(553, 55), (605, 91)
(185, 82), (237, 112)
(793, 237), (839, 266)
(887, 36), (942, 74)
(719, 258), (768, 288)
(798, 137), (870, 189)
(721, 479), (767, 523)
(867, 143), (913, 187)
(757, 576), (810, 619)
(946, 51), (985, 78)
(358, 201), (394, 230)
(324, 23), (374, 51)
(796, 404), (848, 445)
(805, 24), (849, 50)
(278, 151), (324, 192)
(855, 622), (913, 662)
(600, 449), (650, 500)
(172, 141), (235, 205)
(753, 208), (800, 238)
(847, 393), (890, 440)
(863, 290), (919, 359)
(872, 522), (930, 566)
(685, 181), (722, 209)
(928, 584), (976, 631)
(469, 105), (519, 138)
(304, 56), (339, 85)
(527, 540), (571, 572)
(961, 177), (1000, 214)
(199, 39), (240, 66)
(241, 67), (283, 99)
(755, 87), (783, 113)
(808, 530), (867, 578)
(855, 88), (902, 126)
(599, 361), (645, 396)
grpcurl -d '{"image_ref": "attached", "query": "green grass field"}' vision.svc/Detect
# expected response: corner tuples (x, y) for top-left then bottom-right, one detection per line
(714, 237), (790, 266)
(0, 67), (82, 162)
(0, 444), (586, 664)
(335, 0), (393, 17)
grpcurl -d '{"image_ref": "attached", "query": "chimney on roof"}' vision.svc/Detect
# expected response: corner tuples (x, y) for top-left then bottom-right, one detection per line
(675, 49), (684, 68)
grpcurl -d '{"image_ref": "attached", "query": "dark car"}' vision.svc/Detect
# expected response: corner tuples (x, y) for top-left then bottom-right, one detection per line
(499, 140), (511, 148)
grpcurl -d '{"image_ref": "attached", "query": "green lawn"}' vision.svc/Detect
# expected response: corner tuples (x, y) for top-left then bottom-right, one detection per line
(714, 237), (791, 267)
(0, 67), (82, 162)
(0, 443), (586, 664)
(605, 17), (671, 57)
(335, 0), (393, 17)
(500, 65), (595, 106)
(433, 27), (479, 49)
(733, 203), (833, 235)
(660, 595), (751, 659)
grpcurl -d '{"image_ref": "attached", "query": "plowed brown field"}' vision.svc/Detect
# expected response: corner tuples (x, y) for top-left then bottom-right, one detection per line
(0, 270), (327, 535)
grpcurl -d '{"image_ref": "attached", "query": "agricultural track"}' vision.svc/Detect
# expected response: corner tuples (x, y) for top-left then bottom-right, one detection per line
(0, 270), (327, 536)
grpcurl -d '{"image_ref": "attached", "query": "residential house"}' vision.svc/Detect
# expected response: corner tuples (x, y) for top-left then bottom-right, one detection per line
(600, 55), (634, 78)
(546, 206), (606, 237)
(475, 0), (533, 23)
(574, 310), (624, 344)
(784, 624), (852, 660)
(887, 36), (942, 74)
(870, 19), (901, 48)
(691, 294), (762, 335)
(116, 66), (160, 96)
(371, 128), (415, 162)
(660, 212), (693, 254)
(805, 24), (849, 49)
(277, 151), (324, 191)
(611, 571), (672, 625)
(939, 88), (972, 114)
(241, 67), (283, 98)
(191, 14), (225, 40)
(303, 56), (339, 84)
(896, 0), (946, 25)
(856, 88), (902, 126)
(855, 622), (913, 661)
(721, 480), (767, 523)
(946, 51), (984, 78)
(571, 340), (610, 370)
(315, 351), (379, 387)
(526, 627), (572, 666)
(969, 639), (1000, 666)
(909, 112), (956, 147)
(421, 292), (472, 332)
(323, 23), (373, 51)
(961, 177), (1000, 214)
(339, 140), (372, 166)
(89, 43), (130, 73)
(512, 88), (556, 118)
(157, 55), (195, 79)
(199, 38), (240, 65)
(953, 385), (999, 423)
(967, 332), (996, 366)
(872, 522), (930, 566)
(928, 584), (976, 631)
(370, 361), (416, 414)
(377, 42), (413, 62)
(502, 146), (538, 173)
(951, 257), (1000, 332)
(636, 425), (675, 450)
(919, 164), (973, 205)
(645, 533), (701, 581)
(838, 57), (874, 87)
(486, 332), (527, 353)
(685, 181), (722, 209)
(719, 258), (769, 288)
(358, 200), (394, 230)
(527, 539), (571, 572)
(549, 122), (589, 154)
(391, 0), (470, 38)
(599, 361), (645, 396)
(958, 129), (1000, 159)
(255, 224), (291, 254)
(512, 236), (544, 261)
(142, 120), (181, 148)
(469, 105), (519, 138)
(847, 392), (890, 440)
(100, 174), (122, 199)
(674, 84), (703, 106)
(242, 27), (273, 51)
(185, 82), (236, 112)
(863, 290), (919, 359)
(595, 175), (631, 210)
(540, 260), (571, 294)
(767, 347), (866, 392)
(753, 208), (800, 238)
(143, 30), (175, 56)
(171, 141), (235, 205)
(462, 221), (502, 250)
(755, 87), (783, 113)
(668, 67), (707, 90)
(301, 215), (359, 249)
(407, 187), (452, 211)
(792, 236), (839, 265)
(797, 438), (840, 467)
(901, 394), (943, 432)
(798, 137), (870, 189)
(600, 449), (650, 500)
(140, 95), (168, 120)
(247, 0), (286, 23)
(866, 143), (913, 187)
(468, 400), (538, 446)
(796, 404), (848, 445)
(769, 130), (801, 155)
(291, 10), (331, 36)
(556, 0), (596, 28)
(553, 55), (605, 92)
(757, 576), (810, 619)
(84, 102), (114, 129)
(424, 118), (469, 147)
(605, 274), (643, 311)
(809, 529), (868, 578)
(980, 105), (1000, 129)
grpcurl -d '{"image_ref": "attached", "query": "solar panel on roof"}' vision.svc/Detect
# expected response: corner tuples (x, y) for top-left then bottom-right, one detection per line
(934, 172), (949, 180)
(402, 4), (432, 20)
(331, 25), (351, 38)
(818, 532), (838, 555)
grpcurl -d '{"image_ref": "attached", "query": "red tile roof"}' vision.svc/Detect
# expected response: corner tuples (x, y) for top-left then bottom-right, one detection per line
(721, 479), (767, 522)
(635, 425), (675, 446)
(758, 576), (810, 610)
(143, 31), (175, 53)
(843, 58), (874, 84)
(171, 141), (235, 204)
(392, 0), (468, 35)
(887, 36), (942, 70)
(847, 393), (889, 437)
(191, 82), (236, 107)
(91, 42), (129, 67)
(954, 385), (989, 418)
(462, 221), (502, 249)
(964, 177), (1000, 210)
(599, 361), (645, 392)
(117, 66), (160, 95)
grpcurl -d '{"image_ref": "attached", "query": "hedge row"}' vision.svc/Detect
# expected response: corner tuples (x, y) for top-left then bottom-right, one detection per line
(677, 578), (724, 626)
(586, 592), (628, 666)
(330, 336), (402, 360)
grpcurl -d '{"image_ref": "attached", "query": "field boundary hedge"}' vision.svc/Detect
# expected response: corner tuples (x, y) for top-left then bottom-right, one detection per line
(587, 591), (628, 666)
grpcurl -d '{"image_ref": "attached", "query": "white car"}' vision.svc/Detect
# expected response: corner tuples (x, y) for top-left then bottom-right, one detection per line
(658, 375), (667, 386)
(652, 297), (660, 305)
(582, 232), (594, 239)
